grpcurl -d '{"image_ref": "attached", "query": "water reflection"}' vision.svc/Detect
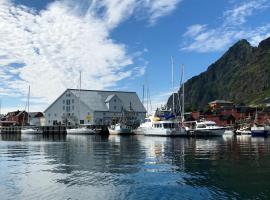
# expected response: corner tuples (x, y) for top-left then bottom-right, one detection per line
(1, 134), (270, 199)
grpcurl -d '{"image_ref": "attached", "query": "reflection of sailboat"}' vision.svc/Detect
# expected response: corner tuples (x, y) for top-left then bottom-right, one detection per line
(21, 86), (43, 134)
(67, 71), (94, 135)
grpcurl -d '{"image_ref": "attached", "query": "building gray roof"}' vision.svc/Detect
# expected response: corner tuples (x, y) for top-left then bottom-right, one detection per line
(45, 89), (146, 113)
(105, 94), (116, 103)
(70, 89), (146, 112)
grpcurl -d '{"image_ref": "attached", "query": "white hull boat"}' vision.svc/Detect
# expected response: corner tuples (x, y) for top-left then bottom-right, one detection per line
(236, 126), (251, 136)
(136, 117), (187, 137)
(193, 121), (226, 137)
(108, 123), (133, 135)
(21, 128), (43, 134)
(67, 127), (95, 135)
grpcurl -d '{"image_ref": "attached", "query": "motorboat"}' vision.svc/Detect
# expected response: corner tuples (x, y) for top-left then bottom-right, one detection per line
(193, 121), (226, 137)
(251, 124), (268, 137)
(21, 127), (43, 134)
(236, 126), (251, 136)
(136, 116), (187, 137)
(108, 123), (133, 135)
(66, 127), (95, 135)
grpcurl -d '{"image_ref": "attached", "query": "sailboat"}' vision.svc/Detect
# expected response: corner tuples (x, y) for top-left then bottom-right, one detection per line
(21, 86), (43, 134)
(66, 71), (95, 135)
(137, 58), (186, 136)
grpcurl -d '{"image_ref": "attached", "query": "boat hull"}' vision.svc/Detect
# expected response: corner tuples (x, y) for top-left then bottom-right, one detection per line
(139, 127), (187, 137)
(251, 130), (268, 137)
(21, 129), (43, 134)
(108, 128), (133, 135)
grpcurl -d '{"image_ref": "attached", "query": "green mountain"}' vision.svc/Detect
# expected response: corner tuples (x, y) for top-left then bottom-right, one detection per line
(167, 37), (270, 111)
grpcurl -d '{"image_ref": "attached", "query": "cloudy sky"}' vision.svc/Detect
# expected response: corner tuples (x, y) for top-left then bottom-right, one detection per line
(0, 0), (270, 113)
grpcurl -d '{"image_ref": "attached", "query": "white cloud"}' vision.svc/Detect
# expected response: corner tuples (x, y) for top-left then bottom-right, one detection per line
(144, 0), (182, 25)
(0, 0), (181, 112)
(182, 0), (270, 52)
(183, 24), (207, 37)
(223, 0), (269, 26)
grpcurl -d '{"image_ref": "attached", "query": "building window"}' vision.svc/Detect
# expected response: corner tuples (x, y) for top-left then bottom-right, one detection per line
(66, 106), (70, 112)
(114, 99), (116, 102)
(48, 120), (51, 124)
(63, 100), (65, 104)
(48, 113), (51, 117)
(63, 106), (65, 110)
(54, 113), (57, 117)
(103, 112), (106, 116)
(66, 99), (70, 105)
(72, 99), (74, 103)
(114, 106), (116, 110)
(80, 120), (84, 124)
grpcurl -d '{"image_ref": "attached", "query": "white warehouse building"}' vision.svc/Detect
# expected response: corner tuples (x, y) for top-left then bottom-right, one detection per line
(44, 89), (146, 126)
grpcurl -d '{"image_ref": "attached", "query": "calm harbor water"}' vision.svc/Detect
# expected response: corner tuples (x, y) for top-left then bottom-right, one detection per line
(1, 134), (270, 200)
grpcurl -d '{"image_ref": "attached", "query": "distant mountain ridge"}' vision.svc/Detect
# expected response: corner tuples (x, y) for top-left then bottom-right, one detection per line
(167, 37), (270, 111)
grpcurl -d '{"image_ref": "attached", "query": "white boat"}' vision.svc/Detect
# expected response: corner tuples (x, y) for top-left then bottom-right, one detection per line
(136, 116), (187, 136)
(194, 121), (226, 137)
(108, 123), (133, 135)
(21, 127), (43, 134)
(236, 126), (251, 135)
(66, 127), (95, 135)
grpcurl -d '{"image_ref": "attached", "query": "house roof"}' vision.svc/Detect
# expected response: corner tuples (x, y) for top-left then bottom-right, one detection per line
(28, 112), (44, 118)
(45, 89), (146, 113)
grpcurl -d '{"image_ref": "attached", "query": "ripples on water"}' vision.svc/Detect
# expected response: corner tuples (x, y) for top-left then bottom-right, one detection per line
(1, 134), (270, 200)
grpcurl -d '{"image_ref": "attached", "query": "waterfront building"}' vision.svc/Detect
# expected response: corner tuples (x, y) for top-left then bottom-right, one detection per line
(44, 89), (146, 126)
(209, 100), (233, 110)
(5, 110), (28, 126)
(28, 112), (46, 126)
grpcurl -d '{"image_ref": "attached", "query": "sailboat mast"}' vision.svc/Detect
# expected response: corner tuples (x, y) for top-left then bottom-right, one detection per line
(142, 84), (145, 109)
(78, 71), (81, 125)
(171, 56), (175, 115)
(27, 85), (30, 124)
(182, 65), (185, 122)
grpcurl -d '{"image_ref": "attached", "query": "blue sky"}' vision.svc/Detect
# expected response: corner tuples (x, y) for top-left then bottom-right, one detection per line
(0, 0), (270, 113)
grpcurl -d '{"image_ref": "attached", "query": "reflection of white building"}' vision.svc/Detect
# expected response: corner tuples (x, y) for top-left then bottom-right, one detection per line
(44, 89), (146, 126)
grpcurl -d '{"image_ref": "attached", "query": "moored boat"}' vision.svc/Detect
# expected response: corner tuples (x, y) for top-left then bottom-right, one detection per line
(193, 121), (226, 137)
(108, 123), (133, 135)
(236, 126), (251, 136)
(21, 127), (43, 134)
(136, 116), (187, 136)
